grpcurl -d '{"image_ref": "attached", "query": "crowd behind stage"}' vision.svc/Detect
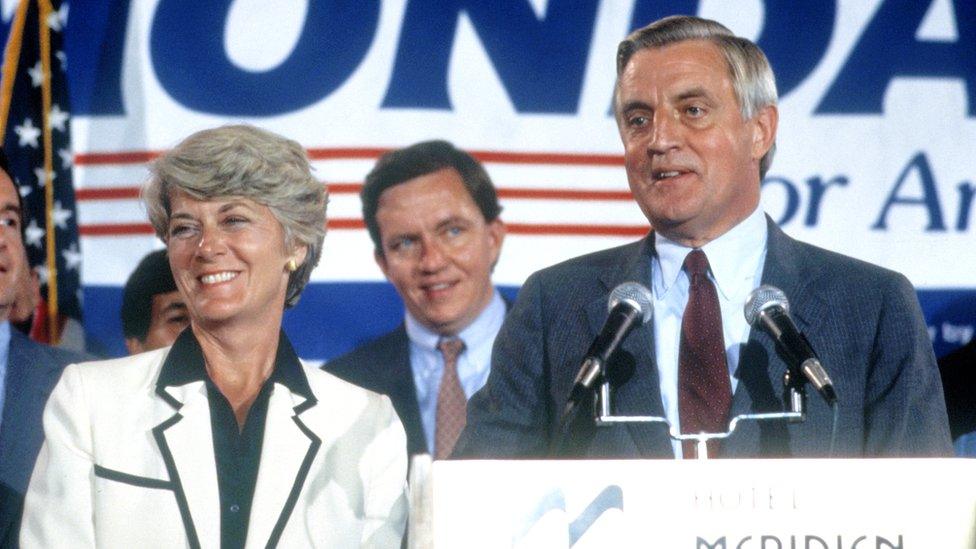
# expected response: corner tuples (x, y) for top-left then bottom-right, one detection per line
(0, 13), (974, 549)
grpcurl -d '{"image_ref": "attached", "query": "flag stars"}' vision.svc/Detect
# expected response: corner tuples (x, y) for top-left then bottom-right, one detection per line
(19, 185), (32, 198)
(14, 118), (41, 148)
(59, 148), (73, 170)
(52, 201), (73, 229)
(25, 219), (45, 249)
(34, 167), (54, 186)
(48, 104), (69, 132)
(62, 243), (82, 270)
(36, 265), (49, 286)
(27, 61), (46, 87)
(55, 51), (67, 71)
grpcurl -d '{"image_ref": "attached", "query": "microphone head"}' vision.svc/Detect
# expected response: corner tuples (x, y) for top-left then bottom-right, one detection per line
(744, 285), (790, 326)
(608, 282), (653, 324)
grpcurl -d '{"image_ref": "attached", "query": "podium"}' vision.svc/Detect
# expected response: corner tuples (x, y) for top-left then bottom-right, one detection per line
(408, 457), (976, 548)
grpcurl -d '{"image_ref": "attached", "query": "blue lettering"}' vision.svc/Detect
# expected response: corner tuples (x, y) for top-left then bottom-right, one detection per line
(150, 0), (379, 116)
(761, 176), (801, 226)
(873, 152), (946, 231)
(753, 1), (836, 100)
(818, 0), (976, 116)
(804, 175), (848, 226)
(956, 182), (975, 231)
(382, 0), (599, 113)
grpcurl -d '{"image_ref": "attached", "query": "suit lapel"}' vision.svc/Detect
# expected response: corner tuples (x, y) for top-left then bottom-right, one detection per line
(587, 236), (672, 457)
(246, 386), (320, 548)
(388, 327), (426, 456)
(153, 382), (220, 549)
(726, 218), (828, 455)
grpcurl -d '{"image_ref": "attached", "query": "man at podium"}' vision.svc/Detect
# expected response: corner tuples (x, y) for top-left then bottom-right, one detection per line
(453, 15), (952, 459)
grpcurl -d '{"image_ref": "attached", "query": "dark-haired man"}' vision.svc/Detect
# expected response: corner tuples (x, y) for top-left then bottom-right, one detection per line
(0, 150), (89, 542)
(121, 249), (188, 354)
(325, 140), (506, 460)
(454, 15), (951, 459)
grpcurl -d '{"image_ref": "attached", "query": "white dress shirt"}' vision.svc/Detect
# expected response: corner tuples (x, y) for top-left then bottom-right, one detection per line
(651, 207), (768, 458)
(405, 290), (506, 452)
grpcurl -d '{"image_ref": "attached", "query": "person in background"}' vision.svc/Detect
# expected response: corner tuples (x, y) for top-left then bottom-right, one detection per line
(939, 336), (976, 456)
(454, 15), (951, 459)
(324, 140), (506, 461)
(21, 125), (407, 547)
(121, 249), (189, 354)
(0, 150), (90, 545)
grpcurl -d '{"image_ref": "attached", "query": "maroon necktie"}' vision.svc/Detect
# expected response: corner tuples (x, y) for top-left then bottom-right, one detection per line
(678, 249), (732, 458)
(435, 337), (467, 459)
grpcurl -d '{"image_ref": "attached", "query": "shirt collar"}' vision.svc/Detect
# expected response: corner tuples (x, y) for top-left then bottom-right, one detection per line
(156, 327), (313, 401)
(653, 206), (768, 299)
(404, 289), (505, 351)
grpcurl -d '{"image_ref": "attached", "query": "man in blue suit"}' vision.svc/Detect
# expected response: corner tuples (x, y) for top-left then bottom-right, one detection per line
(0, 151), (89, 543)
(454, 15), (952, 459)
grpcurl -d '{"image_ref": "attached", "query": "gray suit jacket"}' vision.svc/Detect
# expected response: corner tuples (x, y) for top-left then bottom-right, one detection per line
(454, 218), (952, 458)
(0, 331), (89, 494)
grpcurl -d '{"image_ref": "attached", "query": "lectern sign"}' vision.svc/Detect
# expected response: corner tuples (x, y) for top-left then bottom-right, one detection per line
(409, 459), (976, 548)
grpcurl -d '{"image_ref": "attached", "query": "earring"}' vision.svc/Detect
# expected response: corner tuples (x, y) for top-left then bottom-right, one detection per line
(286, 259), (298, 272)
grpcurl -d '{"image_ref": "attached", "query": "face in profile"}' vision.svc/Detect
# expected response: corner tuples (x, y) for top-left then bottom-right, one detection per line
(165, 191), (306, 329)
(615, 39), (776, 244)
(125, 289), (189, 354)
(375, 168), (505, 336)
(0, 169), (28, 318)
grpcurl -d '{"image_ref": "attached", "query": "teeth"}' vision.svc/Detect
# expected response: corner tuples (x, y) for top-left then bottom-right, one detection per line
(656, 171), (680, 179)
(200, 272), (237, 284)
(429, 283), (451, 290)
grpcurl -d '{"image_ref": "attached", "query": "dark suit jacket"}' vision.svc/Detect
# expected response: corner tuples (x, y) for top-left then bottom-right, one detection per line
(454, 218), (953, 458)
(0, 330), (89, 546)
(938, 338), (976, 440)
(324, 326), (428, 457)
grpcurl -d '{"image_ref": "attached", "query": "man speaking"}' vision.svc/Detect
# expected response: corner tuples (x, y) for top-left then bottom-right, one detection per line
(454, 15), (951, 459)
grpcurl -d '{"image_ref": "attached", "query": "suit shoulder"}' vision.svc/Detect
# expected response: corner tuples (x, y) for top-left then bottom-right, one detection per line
(323, 327), (406, 379)
(791, 238), (913, 290)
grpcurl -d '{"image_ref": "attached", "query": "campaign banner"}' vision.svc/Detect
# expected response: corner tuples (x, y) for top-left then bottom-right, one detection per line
(1, 0), (973, 359)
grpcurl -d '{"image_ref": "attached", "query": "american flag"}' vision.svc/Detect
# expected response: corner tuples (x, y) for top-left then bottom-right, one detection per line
(0, 0), (81, 344)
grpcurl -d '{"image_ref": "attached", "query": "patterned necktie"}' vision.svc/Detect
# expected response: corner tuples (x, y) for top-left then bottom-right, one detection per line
(435, 337), (467, 459)
(678, 249), (732, 459)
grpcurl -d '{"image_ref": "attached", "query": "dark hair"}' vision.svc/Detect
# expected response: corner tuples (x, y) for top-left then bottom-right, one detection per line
(121, 249), (178, 340)
(361, 140), (501, 253)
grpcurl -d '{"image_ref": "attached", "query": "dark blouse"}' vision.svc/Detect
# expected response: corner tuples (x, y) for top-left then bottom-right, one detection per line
(156, 329), (313, 549)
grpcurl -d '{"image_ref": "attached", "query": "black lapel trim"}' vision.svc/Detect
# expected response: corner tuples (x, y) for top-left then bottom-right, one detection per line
(265, 414), (322, 548)
(94, 464), (173, 490)
(151, 414), (201, 549)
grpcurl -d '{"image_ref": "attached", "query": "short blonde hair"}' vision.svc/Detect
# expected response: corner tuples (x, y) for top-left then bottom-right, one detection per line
(143, 124), (327, 307)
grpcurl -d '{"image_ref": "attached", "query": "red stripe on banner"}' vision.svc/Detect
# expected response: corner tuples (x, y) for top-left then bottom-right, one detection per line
(79, 220), (649, 237)
(75, 187), (142, 200)
(74, 150), (163, 165)
(75, 148), (625, 167)
(77, 184), (633, 202)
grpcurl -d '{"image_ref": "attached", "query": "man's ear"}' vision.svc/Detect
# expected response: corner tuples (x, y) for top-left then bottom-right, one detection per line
(751, 104), (778, 160)
(486, 219), (506, 269)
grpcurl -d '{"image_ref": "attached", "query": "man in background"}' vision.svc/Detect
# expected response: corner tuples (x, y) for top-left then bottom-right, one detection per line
(121, 249), (188, 354)
(0, 150), (89, 543)
(325, 140), (506, 460)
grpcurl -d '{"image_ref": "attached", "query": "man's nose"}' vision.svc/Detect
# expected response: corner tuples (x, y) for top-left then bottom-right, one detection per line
(194, 224), (225, 259)
(418, 237), (448, 272)
(647, 112), (681, 154)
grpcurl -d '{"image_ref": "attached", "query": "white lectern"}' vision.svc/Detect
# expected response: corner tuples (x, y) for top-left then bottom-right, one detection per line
(409, 457), (976, 548)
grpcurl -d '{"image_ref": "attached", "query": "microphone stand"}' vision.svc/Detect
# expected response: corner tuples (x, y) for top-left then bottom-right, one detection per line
(593, 379), (803, 460)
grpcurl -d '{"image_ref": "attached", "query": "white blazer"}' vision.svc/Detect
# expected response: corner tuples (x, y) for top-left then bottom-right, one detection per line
(20, 345), (408, 548)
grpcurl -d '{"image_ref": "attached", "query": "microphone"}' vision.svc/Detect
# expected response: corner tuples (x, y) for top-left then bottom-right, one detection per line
(565, 282), (653, 409)
(744, 285), (838, 405)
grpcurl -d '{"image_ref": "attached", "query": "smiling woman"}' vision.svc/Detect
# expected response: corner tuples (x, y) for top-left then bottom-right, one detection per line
(21, 126), (408, 548)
